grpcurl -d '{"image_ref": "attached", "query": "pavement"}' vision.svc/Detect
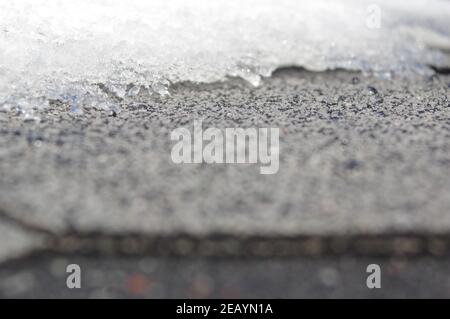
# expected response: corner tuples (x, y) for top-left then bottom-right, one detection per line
(0, 69), (449, 297)
(3, 253), (450, 298)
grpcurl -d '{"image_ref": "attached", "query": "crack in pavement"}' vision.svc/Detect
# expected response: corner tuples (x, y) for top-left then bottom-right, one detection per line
(2, 204), (450, 264)
(0, 207), (57, 237)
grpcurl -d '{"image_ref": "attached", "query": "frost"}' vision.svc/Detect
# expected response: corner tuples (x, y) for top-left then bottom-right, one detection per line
(0, 0), (449, 111)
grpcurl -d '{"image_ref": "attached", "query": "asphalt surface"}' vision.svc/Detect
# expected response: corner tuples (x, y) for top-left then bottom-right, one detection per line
(0, 69), (449, 297)
(3, 254), (450, 298)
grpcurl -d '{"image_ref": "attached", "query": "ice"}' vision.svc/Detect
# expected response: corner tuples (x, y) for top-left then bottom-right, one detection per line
(0, 0), (449, 111)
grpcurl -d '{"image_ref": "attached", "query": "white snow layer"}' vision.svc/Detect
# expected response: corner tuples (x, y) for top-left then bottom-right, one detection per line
(0, 0), (449, 110)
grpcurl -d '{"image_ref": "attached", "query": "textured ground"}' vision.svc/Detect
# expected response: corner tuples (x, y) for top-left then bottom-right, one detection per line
(0, 70), (449, 297)
(2, 254), (450, 298)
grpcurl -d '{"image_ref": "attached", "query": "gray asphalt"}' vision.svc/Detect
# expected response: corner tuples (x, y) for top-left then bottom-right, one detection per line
(0, 69), (449, 297)
(2, 254), (450, 298)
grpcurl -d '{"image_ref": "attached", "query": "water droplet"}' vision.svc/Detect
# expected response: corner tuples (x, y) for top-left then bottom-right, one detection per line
(367, 86), (378, 95)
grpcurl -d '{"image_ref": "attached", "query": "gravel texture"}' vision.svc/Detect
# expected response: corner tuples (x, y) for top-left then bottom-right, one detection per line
(1, 69), (449, 297)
